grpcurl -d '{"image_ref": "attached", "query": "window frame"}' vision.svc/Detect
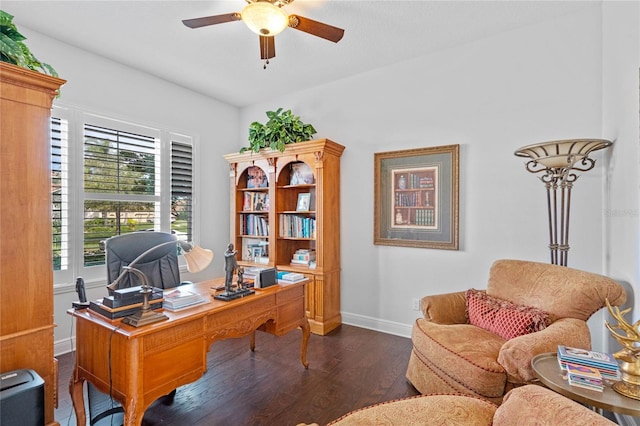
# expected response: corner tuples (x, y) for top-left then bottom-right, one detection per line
(52, 105), (197, 291)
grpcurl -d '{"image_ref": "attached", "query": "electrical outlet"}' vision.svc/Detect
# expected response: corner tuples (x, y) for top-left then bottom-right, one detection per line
(412, 298), (420, 311)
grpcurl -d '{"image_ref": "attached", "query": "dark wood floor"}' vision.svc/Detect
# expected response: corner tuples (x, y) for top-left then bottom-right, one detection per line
(56, 324), (419, 426)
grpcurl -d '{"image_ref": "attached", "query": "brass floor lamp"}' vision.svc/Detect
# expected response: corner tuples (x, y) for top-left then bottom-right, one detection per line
(514, 139), (612, 266)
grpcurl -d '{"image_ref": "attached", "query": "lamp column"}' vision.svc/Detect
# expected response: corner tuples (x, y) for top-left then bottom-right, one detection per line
(541, 168), (577, 266)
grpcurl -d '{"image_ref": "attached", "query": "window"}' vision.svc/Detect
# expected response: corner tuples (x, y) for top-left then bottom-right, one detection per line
(83, 123), (160, 266)
(171, 138), (193, 242)
(51, 107), (195, 286)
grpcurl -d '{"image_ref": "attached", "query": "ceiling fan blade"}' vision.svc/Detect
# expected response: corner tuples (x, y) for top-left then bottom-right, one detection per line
(288, 15), (344, 43)
(182, 13), (241, 29)
(260, 36), (276, 60)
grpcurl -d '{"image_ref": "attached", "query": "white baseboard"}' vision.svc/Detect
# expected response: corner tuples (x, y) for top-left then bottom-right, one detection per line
(341, 312), (413, 338)
(55, 337), (75, 357)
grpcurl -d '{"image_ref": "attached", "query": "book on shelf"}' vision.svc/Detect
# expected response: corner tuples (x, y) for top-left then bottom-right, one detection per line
(292, 249), (316, 261)
(243, 191), (269, 212)
(240, 214), (269, 237)
(418, 176), (434, 188)
(163, 288), (206, 311)
(557, 345), (620, 380)
(279, 214), (316, 238)
(278, 272), (306, 283)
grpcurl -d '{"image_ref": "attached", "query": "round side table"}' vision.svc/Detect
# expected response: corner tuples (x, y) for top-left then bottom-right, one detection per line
(531, 352), (640, 417)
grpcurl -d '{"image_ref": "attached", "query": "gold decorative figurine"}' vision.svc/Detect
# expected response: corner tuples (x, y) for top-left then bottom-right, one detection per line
(605, 299), (640, 400)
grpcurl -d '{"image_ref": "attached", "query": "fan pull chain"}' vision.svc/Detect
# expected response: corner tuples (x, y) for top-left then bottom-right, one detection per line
(262, 36), (270, 69)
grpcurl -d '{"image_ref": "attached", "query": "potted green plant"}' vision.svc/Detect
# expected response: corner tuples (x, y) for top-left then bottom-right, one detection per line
(0, 10), (58, 76)
(241, 108), (317, 153)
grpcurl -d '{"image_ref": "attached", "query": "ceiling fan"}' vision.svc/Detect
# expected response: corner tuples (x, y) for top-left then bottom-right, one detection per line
(182, 0), (344, 66)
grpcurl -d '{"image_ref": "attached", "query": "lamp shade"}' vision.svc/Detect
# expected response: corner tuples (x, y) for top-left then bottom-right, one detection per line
(242, 2), (288, 36)
(182, 244), (214, 273)
(514, 139), (612, 169)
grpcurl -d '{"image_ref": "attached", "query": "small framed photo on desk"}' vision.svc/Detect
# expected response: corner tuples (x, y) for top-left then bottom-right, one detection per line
(296, 193), (311, 211)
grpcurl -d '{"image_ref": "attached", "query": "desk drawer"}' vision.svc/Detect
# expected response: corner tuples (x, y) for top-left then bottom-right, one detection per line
(144, 337), (204, 400)
(144, 320), (203, 353)
(277, 284), (304, 303)
(206, 295), (275, 330)
(206, 296), (276, 342)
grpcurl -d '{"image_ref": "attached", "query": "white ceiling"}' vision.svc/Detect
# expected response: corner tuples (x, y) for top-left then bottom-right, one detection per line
(3, 1), (593, 107)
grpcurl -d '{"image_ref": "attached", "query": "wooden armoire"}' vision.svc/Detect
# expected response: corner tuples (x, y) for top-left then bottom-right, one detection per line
(0, 61), (65, 425)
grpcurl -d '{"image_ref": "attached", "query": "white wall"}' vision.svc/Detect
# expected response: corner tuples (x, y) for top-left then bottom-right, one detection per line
(602, 2), (640, 323)
(17, 28), (239, 352)
(240, 5), (622, 341)
(17, 3), (639, 353)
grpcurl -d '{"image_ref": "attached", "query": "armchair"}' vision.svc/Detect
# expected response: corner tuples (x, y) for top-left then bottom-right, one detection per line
(405, 259), (626, 404)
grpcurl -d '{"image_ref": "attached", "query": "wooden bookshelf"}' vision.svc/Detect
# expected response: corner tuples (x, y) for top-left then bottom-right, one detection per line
(225, 139), (344, 335)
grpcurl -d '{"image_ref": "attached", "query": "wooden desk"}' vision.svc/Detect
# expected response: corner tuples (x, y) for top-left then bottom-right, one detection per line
(531, 352), (640, 417)
(68, 279), (310, 426)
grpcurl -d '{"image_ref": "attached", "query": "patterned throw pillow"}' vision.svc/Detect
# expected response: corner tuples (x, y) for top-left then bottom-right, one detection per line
(465, 289), (551, 340)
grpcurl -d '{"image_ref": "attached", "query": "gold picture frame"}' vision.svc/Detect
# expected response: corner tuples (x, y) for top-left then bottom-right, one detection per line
(374, 145), (459, 250)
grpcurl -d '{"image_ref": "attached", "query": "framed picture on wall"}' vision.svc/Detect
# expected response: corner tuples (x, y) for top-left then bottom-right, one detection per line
(374, 145), (459, 250)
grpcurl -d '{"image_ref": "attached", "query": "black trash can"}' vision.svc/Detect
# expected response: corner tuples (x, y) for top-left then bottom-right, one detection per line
(0, 369), (45, 426)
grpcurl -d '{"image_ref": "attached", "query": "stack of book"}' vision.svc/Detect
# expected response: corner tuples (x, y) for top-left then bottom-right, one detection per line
(557, 345), (620, 384)
(89, 296), (163, 320)
(565, 362), (604, 392)
(291, 249), (316, 266)
(278, 272), (306, 283)
(163, 289), (206, 311)
(242, 267), (263, 282)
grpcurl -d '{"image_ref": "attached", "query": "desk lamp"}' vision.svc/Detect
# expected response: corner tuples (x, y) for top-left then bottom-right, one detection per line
(107, 239), (214, 327)
(514, 138), (612, 266)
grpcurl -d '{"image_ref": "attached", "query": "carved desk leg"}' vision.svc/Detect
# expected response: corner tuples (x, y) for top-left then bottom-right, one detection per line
(69, 370), (86, 426)
(124, 398), (142, 426)
(300, 318), (310, 369)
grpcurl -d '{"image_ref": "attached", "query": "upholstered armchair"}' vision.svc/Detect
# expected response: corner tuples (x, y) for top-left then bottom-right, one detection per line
(405, 259), (626, 404)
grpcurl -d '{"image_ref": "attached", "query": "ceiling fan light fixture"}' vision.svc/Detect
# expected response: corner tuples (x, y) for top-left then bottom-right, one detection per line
(242, 2), (288, 36)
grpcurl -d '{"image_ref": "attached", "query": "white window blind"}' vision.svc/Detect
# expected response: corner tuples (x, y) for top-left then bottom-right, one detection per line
(51, 116), (69, 271)
(171, 140), (193, 242)
(83, 123), (160, 267)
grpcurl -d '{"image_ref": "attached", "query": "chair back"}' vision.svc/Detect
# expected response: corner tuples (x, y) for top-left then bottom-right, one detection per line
(486, 259), (626, 322)
(105, 231), (181, 289)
